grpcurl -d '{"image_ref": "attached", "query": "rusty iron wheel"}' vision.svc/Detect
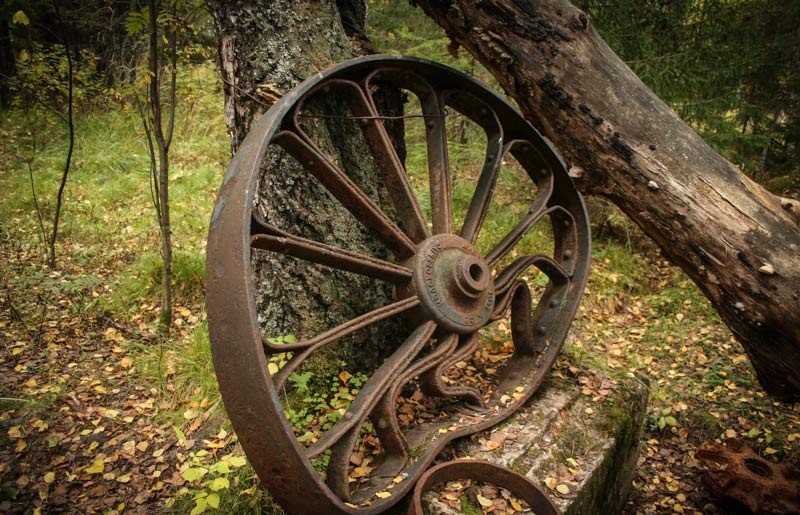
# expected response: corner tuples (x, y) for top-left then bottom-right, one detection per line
(206, 55), (590, 515)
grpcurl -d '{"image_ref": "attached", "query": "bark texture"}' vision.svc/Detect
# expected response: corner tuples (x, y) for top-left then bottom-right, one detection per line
(413, 0), (800, 400)
(207, 1), (405, 372)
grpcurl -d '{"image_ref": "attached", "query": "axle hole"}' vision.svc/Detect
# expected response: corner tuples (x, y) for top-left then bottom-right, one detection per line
(469, 263), (483, 282)
(744, 457), (772, 478)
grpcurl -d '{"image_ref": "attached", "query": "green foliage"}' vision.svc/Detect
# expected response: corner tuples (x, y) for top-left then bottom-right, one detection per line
(179, 450), (250, 514)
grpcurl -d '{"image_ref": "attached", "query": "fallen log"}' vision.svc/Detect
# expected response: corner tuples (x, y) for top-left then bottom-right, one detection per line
(413, 0), (800, 400)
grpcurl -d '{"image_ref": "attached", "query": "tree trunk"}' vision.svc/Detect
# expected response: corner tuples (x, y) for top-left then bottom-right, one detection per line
(413, 0), (800, 400)
(207, 0), (406, 371)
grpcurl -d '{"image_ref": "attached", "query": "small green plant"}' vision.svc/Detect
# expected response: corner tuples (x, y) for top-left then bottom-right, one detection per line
(180, 450), (248, 514)
(266, 334), (298, 375)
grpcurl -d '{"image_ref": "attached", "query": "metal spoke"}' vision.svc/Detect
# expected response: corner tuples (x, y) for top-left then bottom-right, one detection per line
(326, 334), (459, 501)
(269, 297), (421, 387)
(312, 80), (431, 243)
(485, 174), (556, 267)
(272, 130), (416, 258)
(250, 220), (412, 283)
(494, 254), (570, 296)
(371, 334), (458, 451)
(425, 95), (452, 234)
(365, 69), (452, 234)
(459, 138), (519, 244)
(304, 321), (437, 459)
(420, 332), (483, 407)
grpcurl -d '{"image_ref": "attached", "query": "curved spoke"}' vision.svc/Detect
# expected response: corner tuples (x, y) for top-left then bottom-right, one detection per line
(459, 137), (518, 244)
(494, 254), (570, 296)
(304, 321), (437, 459)
(506, 281), (536, 355)
(438, 90), (503, 244)
(371, 334), (459, 455)
(419, 332), (483, 407)
(326, 334), (459, 501)
(297, 79), (429, 243)
(272, 130), (416, 258)
(269, 297), (421, 387)
(318, 80), (431, 243)
(485, 174), (555, 266)
(250, 219), (412, 283)
(426, 94), (452, 234)
(365, 69), (452, 234)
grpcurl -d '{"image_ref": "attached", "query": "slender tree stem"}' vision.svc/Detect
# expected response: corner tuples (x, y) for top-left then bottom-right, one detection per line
(47, 0), (75, 269)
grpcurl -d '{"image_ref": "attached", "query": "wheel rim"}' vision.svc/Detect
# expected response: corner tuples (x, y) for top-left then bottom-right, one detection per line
(206, 55), (590, 515)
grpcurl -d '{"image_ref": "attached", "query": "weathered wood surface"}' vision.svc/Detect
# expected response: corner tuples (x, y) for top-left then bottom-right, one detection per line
(413, 0), (800, 400)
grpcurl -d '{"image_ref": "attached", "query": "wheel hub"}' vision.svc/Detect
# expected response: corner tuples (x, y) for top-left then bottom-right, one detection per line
(404, 234), (495, 334)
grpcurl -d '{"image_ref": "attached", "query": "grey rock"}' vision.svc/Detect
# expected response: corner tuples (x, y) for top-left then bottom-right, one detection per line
(422, 372), (649, 514)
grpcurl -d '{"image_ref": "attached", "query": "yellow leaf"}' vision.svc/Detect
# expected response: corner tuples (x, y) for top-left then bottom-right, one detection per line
(85, 459), (105, 474)
(117, 474), (131, 483)
(510, 499), (523, 511)
(476, 494), (493, 507)
(15, 439), (27, 452)
(375, 491), (391, 499)
(556, 484), (570, 495)
(764, 447), (778, 455)
(8, 425), (22, 439)
(44, 472), (55, 484)
(339, 370), (351, 384)
(190, 497), (207, 515)
(544, 477), (557, 490)
(207, 493), (220, 509)
(12, 10), (29, 25)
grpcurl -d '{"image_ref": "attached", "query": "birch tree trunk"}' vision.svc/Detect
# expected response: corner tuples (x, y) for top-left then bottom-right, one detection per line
(413, 0), (800, 400)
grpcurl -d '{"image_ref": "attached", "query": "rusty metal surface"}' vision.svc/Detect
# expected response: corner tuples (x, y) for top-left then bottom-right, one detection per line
(206, 55), (591, 514)
(407, 460), (561, 515)
(697, 439), (800, 514)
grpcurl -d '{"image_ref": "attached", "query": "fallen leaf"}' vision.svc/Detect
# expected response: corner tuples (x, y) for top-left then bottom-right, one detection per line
(85, 459), (105, 474)
(477, 494), (493, 507)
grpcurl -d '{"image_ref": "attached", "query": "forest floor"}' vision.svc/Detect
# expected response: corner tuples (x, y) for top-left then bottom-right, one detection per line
(2, 65), (799, 514)
(3, 207), (799, 515)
